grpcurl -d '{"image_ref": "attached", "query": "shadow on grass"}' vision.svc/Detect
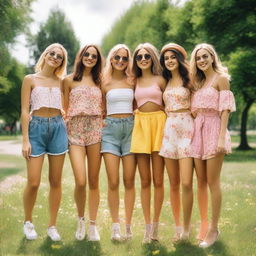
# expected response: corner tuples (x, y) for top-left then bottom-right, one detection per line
(142, 241), (169, 256)
(0, 167), (22, 181)
(225, 149), (256, 162)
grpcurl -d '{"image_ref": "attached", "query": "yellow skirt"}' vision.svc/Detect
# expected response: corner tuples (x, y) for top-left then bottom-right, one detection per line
(130, 110), (166, 154)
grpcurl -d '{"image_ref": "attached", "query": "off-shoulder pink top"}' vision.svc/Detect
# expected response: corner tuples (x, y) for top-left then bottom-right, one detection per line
(135, 84), (163, 108)
(163, 86), (190, 114)
(191, 78), (236, 113)
(30, 86), (62, 113)
(66, 85), (102, 118)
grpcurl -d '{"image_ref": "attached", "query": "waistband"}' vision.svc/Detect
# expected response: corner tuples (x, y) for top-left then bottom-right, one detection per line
(31, 115), (63, 122)
(134, 110), (165, 116)
(167, 111), (191, 117)
(105, 116), (134, 123)
(197, 110), (219, 117)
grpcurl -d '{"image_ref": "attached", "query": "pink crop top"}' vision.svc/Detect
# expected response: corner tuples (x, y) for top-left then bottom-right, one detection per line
(163, 86), (190, 113)
(191, 83), (236, 113)
(135, 84), (163, 108)
(66, 85), (102, 117)
(30, 86), (62, 113)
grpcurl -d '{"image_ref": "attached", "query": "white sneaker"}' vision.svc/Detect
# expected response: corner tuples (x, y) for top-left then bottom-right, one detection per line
(151, 222), (159, 241)
(75, 218), (86, 241)
(125, 224), (133, 240)
(88, 224), (100, 241)
(23, 221), (38, 240)
(143, 224), (152, 244)
(47, 226), (61, 241)
(111, 223), (122, 241)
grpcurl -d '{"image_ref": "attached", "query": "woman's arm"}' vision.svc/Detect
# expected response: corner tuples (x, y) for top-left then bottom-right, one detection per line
(62, 76), (71, 115)
(21, 75), (32, 160)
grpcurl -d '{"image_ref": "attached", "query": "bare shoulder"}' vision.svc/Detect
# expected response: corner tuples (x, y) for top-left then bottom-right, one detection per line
(22, 74), (34, 88)
(216, 74), (230, 91)
(156, 75), (166, 90)
(62, 73), (74, 87)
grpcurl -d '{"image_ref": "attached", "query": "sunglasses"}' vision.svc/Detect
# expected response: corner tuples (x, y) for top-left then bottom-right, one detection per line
(83, 52), (98, 60)
(113, 55), (129, 62)
(135, 54), (151, 62)
(48, 51), (63, 61)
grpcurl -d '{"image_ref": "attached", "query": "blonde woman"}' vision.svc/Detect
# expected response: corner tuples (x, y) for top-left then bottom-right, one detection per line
(21, 43), (68, 241)
(159, 43), (194, 242)
(131, 43), (166, 243)
(190, 43), (236, 247)
(63, 45), (104, 241)
(101, 44), (136, 241)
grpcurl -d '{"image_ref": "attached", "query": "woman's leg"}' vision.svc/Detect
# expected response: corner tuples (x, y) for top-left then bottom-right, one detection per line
(194, 158), (208, 240)
(103, 153), (121, 223)
(179, 158), (194, 234)
(122, 154), (136, 225)
(87, 142), (101, 223)
(48, 154), (65, 227)
(69, 145), (87, 218)
(23, 156), (44, 221)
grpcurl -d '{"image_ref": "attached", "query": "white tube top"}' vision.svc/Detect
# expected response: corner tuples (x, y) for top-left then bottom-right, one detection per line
(106, 88), (134, 115)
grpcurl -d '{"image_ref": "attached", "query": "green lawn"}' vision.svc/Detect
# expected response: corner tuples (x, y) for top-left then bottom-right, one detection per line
(0, 146), (256, 255)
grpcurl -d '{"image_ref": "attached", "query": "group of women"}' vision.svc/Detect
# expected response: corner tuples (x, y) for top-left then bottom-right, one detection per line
(21, 41), (236, 248)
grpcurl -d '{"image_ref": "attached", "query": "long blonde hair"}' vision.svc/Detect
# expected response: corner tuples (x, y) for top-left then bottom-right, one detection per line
(190, 43), (230, 90)
(35, 43), (68, 78)
(103, 44), (133, 85)
(132, 43), (162, 78)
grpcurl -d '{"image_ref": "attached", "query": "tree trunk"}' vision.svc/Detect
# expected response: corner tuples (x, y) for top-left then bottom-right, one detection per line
(237, 99), (254, 150)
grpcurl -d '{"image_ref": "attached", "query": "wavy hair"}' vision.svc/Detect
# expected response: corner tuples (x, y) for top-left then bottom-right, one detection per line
(103, 44), (133, 85)
(132, 43), (162, 78)
(190, 43), (230, 90)
(73, 44), (103, 86)
(35, 43), (68, 78)
(160, 43), (190, 88)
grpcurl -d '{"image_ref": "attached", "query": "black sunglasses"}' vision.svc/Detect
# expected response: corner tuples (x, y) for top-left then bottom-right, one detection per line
(135, 53), (151, 62)
(113, 55), (129, 62)
(48, 51), (63, 61)
(83, 52), (98, 60)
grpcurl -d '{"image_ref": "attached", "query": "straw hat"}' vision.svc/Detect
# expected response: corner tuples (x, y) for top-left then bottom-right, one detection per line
(160, 43), (187, 59)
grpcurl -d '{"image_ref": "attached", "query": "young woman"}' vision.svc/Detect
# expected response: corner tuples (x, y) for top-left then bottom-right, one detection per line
(159, 43), (194, 241)
(21, 43), (68, 241)
(63, 45), (104, 241)
(190, 43), (236, 247)
(101, 44), (136, 241)
(130, 43), (166, 243)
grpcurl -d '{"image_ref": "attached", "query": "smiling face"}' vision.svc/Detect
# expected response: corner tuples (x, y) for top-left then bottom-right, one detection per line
(45, 47), (64, 68)
(196, 48), (214, 72)
(111, 48), (129, 71)
(136, 48), (152, 70)
(164, 50), (179, 71)
(82, 46), (98, 68)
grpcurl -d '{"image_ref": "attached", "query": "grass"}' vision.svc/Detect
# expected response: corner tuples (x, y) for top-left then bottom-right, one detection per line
(0, 145), (256, 255)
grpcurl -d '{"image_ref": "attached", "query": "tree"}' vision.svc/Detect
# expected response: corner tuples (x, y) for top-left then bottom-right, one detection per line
(30, 8), (80, 71)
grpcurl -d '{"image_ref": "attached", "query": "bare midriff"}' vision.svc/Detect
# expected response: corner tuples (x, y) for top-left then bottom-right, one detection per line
(138, 101), (163, 112)
(32, 107), (62, 117)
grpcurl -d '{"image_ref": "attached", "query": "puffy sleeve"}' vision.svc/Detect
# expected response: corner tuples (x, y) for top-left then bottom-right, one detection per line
(219, 90), (236, 112)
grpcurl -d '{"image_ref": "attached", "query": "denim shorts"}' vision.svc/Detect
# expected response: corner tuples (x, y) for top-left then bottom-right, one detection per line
(101, 116), (134, 157)
(29, 115), (68, 157)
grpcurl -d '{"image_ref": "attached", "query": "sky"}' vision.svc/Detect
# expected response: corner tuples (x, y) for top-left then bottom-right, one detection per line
(11, 0), (135, 64)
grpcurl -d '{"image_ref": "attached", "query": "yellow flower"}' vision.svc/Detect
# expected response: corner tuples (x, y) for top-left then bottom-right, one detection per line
(51, 244), (61, 249)
(152, 250), (160, 255)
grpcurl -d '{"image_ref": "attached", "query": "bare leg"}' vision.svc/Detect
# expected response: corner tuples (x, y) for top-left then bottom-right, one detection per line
(69, 145), (86, 218)
(122, 154), (136, 225)
(48, 154), (65, 226)
(87, 143), (101, 223)
(23, 156), (44, 221)
(179, 158), (194, 233)
(137, 154), (151, 224)
(103, 153), (120, 223)
(194, 158), (208, 240)
(165, 158), (180, 227)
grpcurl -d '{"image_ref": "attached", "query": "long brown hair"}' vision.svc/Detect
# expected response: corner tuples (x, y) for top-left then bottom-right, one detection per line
(73, 44), (103, 86)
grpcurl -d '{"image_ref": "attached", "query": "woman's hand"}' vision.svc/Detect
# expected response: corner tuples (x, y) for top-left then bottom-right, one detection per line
(22, 140), (31, 160)
(217, 136), (226, 154)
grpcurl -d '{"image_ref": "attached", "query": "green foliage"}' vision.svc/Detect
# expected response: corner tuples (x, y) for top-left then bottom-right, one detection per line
(30, 8), (80, 71)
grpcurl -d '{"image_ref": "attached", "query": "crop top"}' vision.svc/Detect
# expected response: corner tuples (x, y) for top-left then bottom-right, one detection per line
(66, 85), (102, 117)
(135, 84), (163, 108)
(106, 88), (134, 115)
(163, 86), (190, 114)
(30, 86), (62, 113)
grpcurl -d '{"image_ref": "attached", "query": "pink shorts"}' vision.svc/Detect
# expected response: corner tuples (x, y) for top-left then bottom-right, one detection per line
(67, 116), (102, 146)
(191, 112), (232, 160)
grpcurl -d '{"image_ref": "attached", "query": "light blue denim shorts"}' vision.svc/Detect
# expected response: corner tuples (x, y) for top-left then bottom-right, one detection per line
(29, 115), (68, 157)
(101, 116), (134, 157)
